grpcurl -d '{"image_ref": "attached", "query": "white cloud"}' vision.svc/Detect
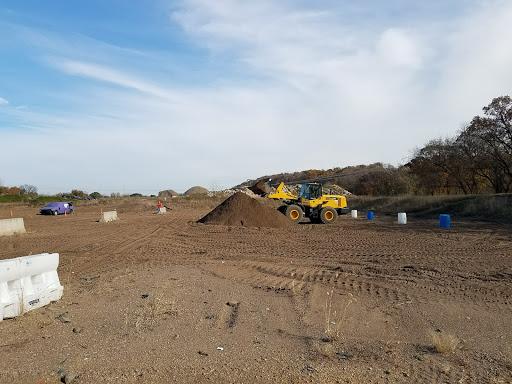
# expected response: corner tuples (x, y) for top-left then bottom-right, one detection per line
(435, 1), (512, 111)
(0, 97), (8, 105)
(48, 59), (179, 101)
(376, 28), (428, 69)
(171, 1), (354, 83)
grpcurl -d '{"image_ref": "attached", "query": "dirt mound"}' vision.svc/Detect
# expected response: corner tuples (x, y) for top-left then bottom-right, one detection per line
(184, 186), (209, 195)
(198, 192), (295, 228)
(158, 189), (178, 197)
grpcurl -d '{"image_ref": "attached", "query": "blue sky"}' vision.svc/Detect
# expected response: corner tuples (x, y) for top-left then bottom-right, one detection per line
(1, 1), (512, 195)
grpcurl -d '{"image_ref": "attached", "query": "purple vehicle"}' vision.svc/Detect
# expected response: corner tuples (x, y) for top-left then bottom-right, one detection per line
(40, 202), (74, 216)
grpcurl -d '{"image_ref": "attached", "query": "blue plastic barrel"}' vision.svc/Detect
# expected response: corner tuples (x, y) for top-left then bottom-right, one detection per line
(367, 211), (374, 221)
(440, 214), (450, 228)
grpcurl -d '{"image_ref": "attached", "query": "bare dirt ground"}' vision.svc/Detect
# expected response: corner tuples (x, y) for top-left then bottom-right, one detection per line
(1, 199), (511, 383)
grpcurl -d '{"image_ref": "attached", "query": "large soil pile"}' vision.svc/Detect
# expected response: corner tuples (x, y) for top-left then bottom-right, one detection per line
(158, 189), (178, 197)
(184, 186), (209, 195)
(198, 192), (295, 228)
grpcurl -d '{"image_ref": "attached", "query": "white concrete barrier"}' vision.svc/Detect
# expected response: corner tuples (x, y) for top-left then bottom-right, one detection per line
(0, 218), (27, 237)
(158, 207), (167, 214)
(0, 253), (64, 321)
(99, 211), (119, 222)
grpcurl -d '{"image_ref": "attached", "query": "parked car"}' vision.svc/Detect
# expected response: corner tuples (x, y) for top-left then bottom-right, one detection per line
(40, 202), (74, 216)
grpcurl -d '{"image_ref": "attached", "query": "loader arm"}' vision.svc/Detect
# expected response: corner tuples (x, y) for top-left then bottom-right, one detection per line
(267, 182), (299, 201)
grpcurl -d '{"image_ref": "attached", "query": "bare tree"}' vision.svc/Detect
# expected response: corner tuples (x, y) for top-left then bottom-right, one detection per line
(408, 96), (512, 195)
(408, 138), (477, 194)
(463, 96), (512, 192)
(19, 184), (38, 195)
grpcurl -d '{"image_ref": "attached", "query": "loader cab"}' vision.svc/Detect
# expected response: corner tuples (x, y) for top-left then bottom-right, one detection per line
(300, 183), (323, 200)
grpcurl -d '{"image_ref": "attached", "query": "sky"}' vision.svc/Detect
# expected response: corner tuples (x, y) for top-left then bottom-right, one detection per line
(1, 1), (512, 195)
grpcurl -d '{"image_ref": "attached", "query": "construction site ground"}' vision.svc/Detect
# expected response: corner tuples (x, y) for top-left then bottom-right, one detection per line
(0, 199), (511, 383)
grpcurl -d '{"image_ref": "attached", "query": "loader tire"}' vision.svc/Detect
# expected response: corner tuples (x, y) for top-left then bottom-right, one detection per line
(320, 207), (338, 224)
(284, 204), (303, 223)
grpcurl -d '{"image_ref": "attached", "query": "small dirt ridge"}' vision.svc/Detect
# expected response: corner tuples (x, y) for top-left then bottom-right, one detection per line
(198, 192), (294, 228)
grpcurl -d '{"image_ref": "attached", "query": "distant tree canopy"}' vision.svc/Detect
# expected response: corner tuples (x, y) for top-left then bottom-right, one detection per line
(19, 184), (38, 195)
(408, 96), (512, 194)
(90, 192), (102, 199)
(0, 183), (38, 196)
(71, 189), (86, 198)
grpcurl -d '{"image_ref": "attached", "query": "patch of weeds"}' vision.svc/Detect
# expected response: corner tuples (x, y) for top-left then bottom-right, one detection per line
(432, 332), (458, 354)
(324, 282), (356, 341)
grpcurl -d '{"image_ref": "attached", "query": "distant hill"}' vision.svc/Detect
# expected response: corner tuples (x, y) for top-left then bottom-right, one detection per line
(183, 186), (209, 195)
(158, 189), (179, 197)
(234, 163), (410, 196)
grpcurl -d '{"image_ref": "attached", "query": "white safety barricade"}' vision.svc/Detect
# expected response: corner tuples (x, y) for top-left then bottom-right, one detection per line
(0, 218), (27, 237)
(0, 253), (64, 321)
(99, 211), (119, 222)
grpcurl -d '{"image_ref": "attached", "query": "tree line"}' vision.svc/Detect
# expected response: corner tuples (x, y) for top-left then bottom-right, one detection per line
(3, 96), (511, 197)
(408, 96), (512, 194)
(242, 95), (511, 196)
(0, 183), (38, 196)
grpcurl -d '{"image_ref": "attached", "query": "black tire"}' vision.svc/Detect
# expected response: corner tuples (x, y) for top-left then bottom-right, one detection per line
(277, 205), (288, 214)
(284, 204), (303, 223)
(53, 210), (58, 216)
(320, 207), (338, 224)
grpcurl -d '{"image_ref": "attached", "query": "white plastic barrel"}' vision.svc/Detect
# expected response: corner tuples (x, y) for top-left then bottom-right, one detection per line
(351, 210), (357, 218)
(398, 212), (407, 224)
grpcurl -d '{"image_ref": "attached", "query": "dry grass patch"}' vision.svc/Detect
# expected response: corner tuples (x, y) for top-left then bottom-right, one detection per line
(324, 288), (356, 341)
(432, 332), (458, 354)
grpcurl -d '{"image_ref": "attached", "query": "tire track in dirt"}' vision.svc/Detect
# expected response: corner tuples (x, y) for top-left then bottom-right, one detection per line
(198, 260), (414, 310)
(198, 255), (512, 316)
(65, 225), (167, 277)
(171, 219), (512, 314)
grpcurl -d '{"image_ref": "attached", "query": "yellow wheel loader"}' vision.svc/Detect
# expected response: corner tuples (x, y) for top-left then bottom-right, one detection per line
(254, 181), (349, 224)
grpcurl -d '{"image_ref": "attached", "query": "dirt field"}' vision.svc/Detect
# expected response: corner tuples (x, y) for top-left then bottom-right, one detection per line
(1, 199), (511, 383)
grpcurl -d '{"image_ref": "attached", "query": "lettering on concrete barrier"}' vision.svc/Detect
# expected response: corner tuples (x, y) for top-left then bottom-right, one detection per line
(0, 253), (64, 321)
(0, 218), (27, 237)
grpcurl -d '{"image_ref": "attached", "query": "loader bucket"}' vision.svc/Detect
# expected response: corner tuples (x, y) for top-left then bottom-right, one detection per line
(248, 180), (271, 196)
